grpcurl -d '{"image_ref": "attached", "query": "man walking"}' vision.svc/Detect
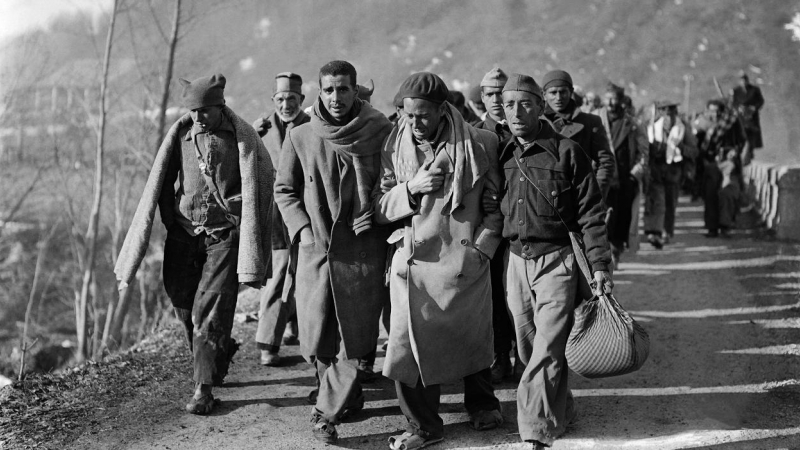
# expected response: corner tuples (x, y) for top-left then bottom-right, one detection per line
(274, 60), (392, 444)
(251, 72), (309, 366)
(115, 73), (272, 415)
(376, 72), (504, 449)
(732, 70), (764, 162)
(499, 73), (613, 449)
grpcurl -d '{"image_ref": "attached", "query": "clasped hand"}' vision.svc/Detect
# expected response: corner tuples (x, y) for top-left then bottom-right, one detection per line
(407, 160), (444, 195)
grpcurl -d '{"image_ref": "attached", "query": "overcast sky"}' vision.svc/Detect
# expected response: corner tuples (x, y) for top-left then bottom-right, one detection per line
(0, 0), (111, 42)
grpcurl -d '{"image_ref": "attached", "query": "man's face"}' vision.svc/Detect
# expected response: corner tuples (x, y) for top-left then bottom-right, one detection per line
(739, 76), (749, 88)
(544, 86), (572, 113)
(604, 92), (622, 111)
(191, 105), (223, 131)
(273, 92), (304, 122)
(403, 97), (444, 141)
(482, 86), (504, 120)
(502, 90), (542, 140)
(707, 104), (721, 122)
(319, 74), (358, 121)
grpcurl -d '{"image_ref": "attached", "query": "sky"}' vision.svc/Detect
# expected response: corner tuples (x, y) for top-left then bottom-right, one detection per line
(0, 0), (111, 42)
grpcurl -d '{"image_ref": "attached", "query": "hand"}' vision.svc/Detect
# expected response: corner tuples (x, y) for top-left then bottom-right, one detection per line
(299, 227), (314, 245)
(241, 280), (262, 289)
(593, 270), (613, 297)
(407, 160), (444, 195)
(380, 176), (397, 193)
(252, 117), (270, 136)
(482, 189), (499, 213)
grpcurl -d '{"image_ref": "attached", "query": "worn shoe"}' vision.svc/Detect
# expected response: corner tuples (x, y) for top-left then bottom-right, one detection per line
(339, 393), (365, 422)
(185, 392), (215, 415)
(260, 350), (281, 366)
(311, 413), (338, 444)
(490, 352), (512, 384)
(529, 440), (548, 450)
(388, 431), (444, 449)
(705, 229), (719, 238)
(646, 233), (663, 249)
(468, 409), (504, 431)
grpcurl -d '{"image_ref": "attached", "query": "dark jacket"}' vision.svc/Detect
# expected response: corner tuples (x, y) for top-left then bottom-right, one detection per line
(543, 101), (617, 201)
(475, 114), (513, 143)
(499, 120), (610, 273)
(732, 84), (764, 149)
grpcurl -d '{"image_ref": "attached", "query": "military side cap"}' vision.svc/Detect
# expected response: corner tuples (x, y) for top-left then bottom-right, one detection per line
(180, 73), (226, 110)
(357, 79), (374, 102)
(502, 73), (543, 99)
(274, 72), (303, 95)
(481, 67), (508, 88)
(397, 72), (449, 104)
(541, 70), (573, 91)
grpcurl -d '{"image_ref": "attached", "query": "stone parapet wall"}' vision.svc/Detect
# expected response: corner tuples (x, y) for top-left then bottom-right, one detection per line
(744, 161), (800, 240)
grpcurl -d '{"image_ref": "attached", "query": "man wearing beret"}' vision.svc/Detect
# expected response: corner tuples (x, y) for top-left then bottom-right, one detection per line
(499, 73), (613, 449)
(251, 72), (309, 367)
(541, 69), (616, 203)
(375, 71), (504, 449)
(115, 73), (273, 415)
(474, 66), (519, 385)
(595, 82), (649, 266)
(274, 60), (393, 444)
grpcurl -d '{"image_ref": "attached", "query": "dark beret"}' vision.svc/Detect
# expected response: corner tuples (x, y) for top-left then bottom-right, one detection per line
(180, 73), (226, 110)
(397, 72), (449, 104)
(541, 70), (573, 91)
(502, 73), (543, 99)
(605, 81), (625, 97)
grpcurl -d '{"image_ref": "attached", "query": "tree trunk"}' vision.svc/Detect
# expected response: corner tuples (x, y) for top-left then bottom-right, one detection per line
(76, 0), (119, 362)
(155, 0), (182, 147)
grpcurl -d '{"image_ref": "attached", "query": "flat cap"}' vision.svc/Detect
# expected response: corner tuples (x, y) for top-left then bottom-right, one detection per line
(397, 72), (449, 104)
(480, 67), (508, 88)
(180, 73), (226, 110)
(357, 79), (374, 102)
(502, 73), (543, 99)
(655, 99), (680, 109)
(541, 70), (573, 91)
(274, 72), (303, 95)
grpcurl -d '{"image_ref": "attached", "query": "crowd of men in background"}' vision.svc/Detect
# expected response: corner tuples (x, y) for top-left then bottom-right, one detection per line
(117, 60), (763, 450)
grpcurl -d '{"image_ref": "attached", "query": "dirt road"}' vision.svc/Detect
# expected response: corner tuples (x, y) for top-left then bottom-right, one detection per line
(63, 198), (800, 450)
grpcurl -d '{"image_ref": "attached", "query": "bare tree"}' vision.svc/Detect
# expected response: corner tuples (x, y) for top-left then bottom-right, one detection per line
(155, 0), (182, 146)
(76, 0), (120, 362)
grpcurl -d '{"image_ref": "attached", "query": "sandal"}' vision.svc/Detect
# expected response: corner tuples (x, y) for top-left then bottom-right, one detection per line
(185, 393), (215, 415)
(468, 409), (503, 431)
(388, 432), (443, 450)
(311, 414), (338, 444)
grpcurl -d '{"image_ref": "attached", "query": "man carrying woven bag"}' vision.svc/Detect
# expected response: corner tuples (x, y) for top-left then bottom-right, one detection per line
(497, 73), (613, 449)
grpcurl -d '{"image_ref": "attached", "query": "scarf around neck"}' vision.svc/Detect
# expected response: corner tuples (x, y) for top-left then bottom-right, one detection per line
(310, 97), (392, 234)
(648, 116), (685, 164)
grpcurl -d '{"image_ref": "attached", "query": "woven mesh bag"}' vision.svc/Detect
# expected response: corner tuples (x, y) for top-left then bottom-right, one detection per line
(566, 292), (650, 378)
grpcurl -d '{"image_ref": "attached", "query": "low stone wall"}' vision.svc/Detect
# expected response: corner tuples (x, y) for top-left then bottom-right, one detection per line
(744, 160), (800, 240)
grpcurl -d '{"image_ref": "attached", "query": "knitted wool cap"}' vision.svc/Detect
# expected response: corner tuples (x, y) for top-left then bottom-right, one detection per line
(397, 72), (449, 104)
(541, 70), (573, 91)
(502, 73), (543, 99)
(357, 79), (374, 102)
(274, 72), (303, 95)
(180, 73), (226, 110)
(480, 67), (508, 88)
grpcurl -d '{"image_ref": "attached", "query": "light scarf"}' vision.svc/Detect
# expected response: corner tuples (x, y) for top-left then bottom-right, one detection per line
(391, 103), (489, 214)
(649, 116), (685, 164)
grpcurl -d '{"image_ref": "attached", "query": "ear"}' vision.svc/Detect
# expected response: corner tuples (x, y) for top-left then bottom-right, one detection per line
(179, 78), (191, 87)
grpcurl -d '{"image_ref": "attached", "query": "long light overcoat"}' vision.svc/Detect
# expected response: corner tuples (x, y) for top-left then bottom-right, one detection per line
(375, 124), (503, 387)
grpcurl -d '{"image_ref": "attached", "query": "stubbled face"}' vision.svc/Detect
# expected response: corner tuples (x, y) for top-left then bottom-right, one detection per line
(707, 104), (721, 122)
(482, 86), (504, 120)
(319, 74), (358, 121)
(502, 90), (542, 141)
(273, 92), (304, 122)
(403, 97), (445, 141)
(544, 86), (572, 113)
(604, 92), (623, 112)
(191, 105), (223, 131)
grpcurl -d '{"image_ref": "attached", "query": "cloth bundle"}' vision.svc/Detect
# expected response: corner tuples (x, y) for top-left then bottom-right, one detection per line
(566, 233), (650, 378)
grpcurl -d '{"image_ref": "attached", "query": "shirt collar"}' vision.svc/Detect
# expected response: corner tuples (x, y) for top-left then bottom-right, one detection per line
(499, 120), (560, 161)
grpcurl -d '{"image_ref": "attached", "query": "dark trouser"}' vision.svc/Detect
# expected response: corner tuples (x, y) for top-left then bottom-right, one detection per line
(703, 161), (723, 231)
(607, 174), (639, 252)
(314, 350), (363, 423)
(490, 241), (514, 355)
(255, 248), (296, 352)
(396, 368), (500, 440)
(644, 163), (682, 237)
(163, 225), (239, 386)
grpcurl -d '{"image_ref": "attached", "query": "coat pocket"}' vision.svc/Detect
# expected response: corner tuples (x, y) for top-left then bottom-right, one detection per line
(536, 179), (572, 218)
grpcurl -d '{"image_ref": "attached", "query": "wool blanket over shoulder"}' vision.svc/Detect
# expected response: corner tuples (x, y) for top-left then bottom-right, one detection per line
(310, 97), (392, 234)
(114, 106), (273, 288)
(391, 103), (489, 215)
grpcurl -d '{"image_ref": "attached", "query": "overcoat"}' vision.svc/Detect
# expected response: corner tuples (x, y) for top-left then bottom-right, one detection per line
(374, 121), (503, 387)
(274, 104), (391, 362)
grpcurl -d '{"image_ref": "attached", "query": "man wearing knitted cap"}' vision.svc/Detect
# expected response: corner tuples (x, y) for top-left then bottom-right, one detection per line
(274, 60), (393, 444)
(500, 73), (612, 449)
(541, 69), (616, 203)
(375, 71), (504, 449)
(596, 82), (649, 266)
(251, 72), (309, 367)
(115, 73), (273, 415)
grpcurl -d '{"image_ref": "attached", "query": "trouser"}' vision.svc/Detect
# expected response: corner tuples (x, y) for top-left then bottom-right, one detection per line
(644, 164), (682, 236)
(255, 248), (296, 352)
(314, 348), (363, 423)
(505, 247), (577, 445)
(396, 368), (499, 440)
(719, 182), (741, 229)
(490, 240), (514, 355)
(703, 161), (723, 231)
(607, 174), (639, 252)
(163, 225), (239, 386)
(360, 294), (392, 368)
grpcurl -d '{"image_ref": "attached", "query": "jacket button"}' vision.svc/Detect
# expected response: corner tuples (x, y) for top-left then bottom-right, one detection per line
(519, 157), (525, 163)
(460, 239), (468, 245)
(518, 198), (523, 204)
(551, 190), (557, 196)
(519, 176), (525, 182)
(318, 206), (324, 211)
(407, 259), (413, 266)
(518, 220), (524, 225)
(359, 251), (366, 258)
